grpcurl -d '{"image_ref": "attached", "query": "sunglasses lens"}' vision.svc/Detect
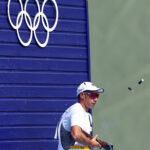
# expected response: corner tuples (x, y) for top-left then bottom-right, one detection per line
(90, 93), (99, 99)
(84, 92), (99, 99)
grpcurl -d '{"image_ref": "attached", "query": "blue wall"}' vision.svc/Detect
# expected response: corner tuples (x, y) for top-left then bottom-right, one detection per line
(0, 0), (90, 149)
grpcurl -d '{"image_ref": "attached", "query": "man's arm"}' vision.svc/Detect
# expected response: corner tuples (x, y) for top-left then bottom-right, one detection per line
(71, 125), (101, 148)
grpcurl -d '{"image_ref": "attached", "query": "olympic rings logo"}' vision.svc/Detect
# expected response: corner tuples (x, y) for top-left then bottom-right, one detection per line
(7, 0), (59, 47)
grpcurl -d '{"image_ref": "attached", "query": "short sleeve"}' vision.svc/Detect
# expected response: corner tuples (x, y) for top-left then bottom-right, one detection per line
(70, 108), (84, 128)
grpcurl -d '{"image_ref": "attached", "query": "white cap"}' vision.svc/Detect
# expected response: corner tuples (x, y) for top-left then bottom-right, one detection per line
(76, 81), (104, 96)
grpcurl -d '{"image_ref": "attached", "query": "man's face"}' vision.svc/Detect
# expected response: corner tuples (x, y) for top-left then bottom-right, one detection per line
(82, 91), (99, 111)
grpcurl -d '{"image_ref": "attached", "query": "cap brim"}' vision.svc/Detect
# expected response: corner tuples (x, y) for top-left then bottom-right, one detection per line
(97, 88), (104, 93)
(86, 88), (104, 93)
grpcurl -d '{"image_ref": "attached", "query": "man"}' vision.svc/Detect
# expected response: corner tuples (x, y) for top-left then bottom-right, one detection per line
(54, 81), (104, 150)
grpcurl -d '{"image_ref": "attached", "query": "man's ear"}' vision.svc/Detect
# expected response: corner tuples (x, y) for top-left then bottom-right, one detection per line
(80, 92), (84, 98)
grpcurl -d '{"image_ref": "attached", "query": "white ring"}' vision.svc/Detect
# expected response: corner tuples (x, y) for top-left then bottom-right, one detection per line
(7, 0), (24, 30)
(16, 11), (33, 47)
(24, 0), (41, 31)
(41, 0), (59, 32)
(34, 12), (49, 47)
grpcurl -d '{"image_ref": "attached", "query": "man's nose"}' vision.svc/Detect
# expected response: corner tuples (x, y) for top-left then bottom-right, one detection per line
(93, 97), (98, 102)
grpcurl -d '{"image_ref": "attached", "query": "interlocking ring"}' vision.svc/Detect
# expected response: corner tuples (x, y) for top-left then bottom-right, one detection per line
(7, 0), (59, 47)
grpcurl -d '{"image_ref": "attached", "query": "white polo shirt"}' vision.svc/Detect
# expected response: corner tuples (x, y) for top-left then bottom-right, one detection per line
(54, 103), (92, 150)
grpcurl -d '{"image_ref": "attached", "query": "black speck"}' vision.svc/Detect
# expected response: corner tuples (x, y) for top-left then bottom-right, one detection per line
(128, 87), (132, 91)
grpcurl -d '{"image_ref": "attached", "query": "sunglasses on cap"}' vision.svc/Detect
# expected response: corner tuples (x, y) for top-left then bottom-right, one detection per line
(84, 91), (99, 99)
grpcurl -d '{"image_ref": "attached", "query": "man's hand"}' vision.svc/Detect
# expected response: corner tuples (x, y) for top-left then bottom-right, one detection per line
(89, 134), (102, 149)
(82, 130), (113, 150)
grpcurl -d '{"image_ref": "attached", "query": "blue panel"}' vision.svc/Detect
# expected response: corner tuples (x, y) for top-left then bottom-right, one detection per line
(0, 140), (57, 150)
(0, 0), (85, 7)
(56, 0), (86, 6)
(0, 100), (75, 112)
(0, 127), (55, 139)
(0, 45), (87, 59)
(0, 0), (90, 149)
(0, 31), (87, 46)
(0, 86), (77, 98)
(0, 2), (86, 20)
(0, 72), (88, 84)
(0, 113), (61, 126)
(0, 58), (87, 71)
